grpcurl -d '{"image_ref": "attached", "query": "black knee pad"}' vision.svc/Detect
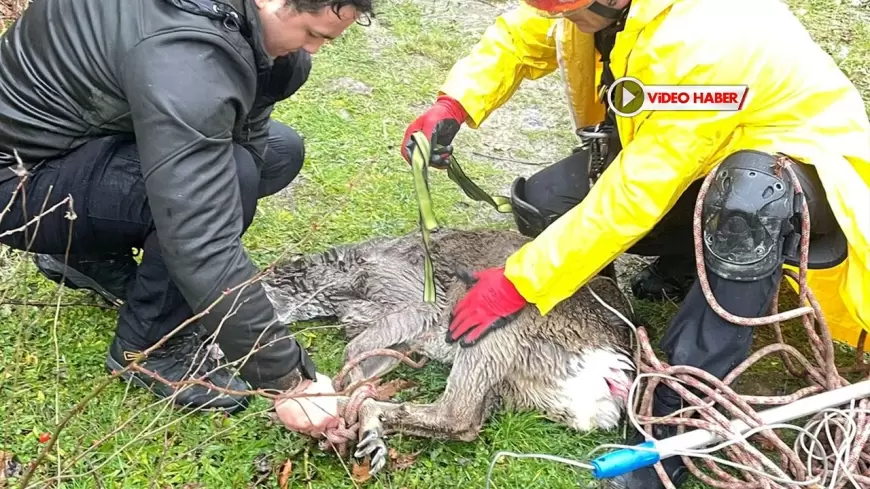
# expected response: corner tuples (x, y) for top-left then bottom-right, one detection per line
(702, 150), (797, 281)
(508, 151), (590, 238)
(509, 177), (550, 238)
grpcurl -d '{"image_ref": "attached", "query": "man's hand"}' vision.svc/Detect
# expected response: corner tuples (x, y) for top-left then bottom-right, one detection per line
(401, 95), (468, 168)
(447, 267), (528, 346)
(274, 373), (339, 437)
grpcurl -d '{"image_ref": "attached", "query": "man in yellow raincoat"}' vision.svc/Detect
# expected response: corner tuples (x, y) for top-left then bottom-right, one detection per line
(401, 0), (870, 487)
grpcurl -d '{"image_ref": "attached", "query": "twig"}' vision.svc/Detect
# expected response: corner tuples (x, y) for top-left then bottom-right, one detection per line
(0, 299), (117, 311)
(51, 196), (76, 484)
(462, 0), (498, 9)
(248, 472), (271, 488)
(18, 267), (269, 487)
(173, 405), (276, 462)
(470, 151), (552, 167)
(0, 174), (27, 227)
(20, 367), (120, 487)
(148, 431), (173, 489)
(58, 389), (189, 473)
(130, 364), (285, 400)
(305, 447), (312, 489)
(42, 388), (211, 485)
(0, 195), (71, 238)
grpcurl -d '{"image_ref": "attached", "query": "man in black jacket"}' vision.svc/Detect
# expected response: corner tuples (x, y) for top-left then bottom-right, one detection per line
(0, 0), (370, 429)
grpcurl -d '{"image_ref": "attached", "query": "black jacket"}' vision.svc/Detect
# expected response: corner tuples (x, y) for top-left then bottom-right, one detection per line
(0, 0), (317, 390)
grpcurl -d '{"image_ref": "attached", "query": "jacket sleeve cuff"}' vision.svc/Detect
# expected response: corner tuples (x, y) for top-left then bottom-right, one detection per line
(503, 246), (562, 316)
(244, 339), (318, 392)
(438, 87), (487, 129)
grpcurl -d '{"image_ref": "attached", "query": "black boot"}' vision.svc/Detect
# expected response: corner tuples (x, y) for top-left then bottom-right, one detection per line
(597, 396), (690, 489)
(630, 255), (696, 303)
(105, 328), (251, 414)
(33, 252), (138, 306)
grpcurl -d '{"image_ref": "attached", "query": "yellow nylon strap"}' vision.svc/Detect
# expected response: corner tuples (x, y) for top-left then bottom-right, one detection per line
(408, 131), (512, 302)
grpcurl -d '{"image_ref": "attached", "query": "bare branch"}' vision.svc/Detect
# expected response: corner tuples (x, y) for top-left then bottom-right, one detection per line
(0, 194), (71, 238)
(0, 299), (117, 310)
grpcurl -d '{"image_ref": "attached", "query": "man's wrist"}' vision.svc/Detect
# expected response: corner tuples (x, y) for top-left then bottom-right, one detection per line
(259, 369), (306, 393)
(249, 343), (318, 392)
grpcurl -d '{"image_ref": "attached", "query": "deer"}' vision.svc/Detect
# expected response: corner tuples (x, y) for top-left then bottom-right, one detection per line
(261, 227), (637, 474)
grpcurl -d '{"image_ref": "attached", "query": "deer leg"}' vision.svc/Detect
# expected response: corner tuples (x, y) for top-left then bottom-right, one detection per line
(352, 328), (519, 472)
(336, 302), (439, 389)
(335, 299), (390, 340)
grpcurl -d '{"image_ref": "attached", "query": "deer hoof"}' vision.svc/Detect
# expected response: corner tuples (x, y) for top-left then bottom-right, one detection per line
(354, 427), (388, 475)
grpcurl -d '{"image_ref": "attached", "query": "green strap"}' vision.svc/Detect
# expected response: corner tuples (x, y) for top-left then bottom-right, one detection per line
(409, 132), (440, 303)
(408, 131), (512, 303)
(445, 155), (513, 214)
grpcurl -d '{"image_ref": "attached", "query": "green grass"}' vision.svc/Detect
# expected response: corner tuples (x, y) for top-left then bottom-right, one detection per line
(1, 0), (869, 488)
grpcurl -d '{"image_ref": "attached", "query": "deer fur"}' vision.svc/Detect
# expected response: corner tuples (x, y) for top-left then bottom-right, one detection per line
(261, 227), (636, 473)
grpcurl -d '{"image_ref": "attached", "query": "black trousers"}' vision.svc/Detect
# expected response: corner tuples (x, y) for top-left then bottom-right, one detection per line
(0, 120), (304, 348)
(520, 150), (836, 411)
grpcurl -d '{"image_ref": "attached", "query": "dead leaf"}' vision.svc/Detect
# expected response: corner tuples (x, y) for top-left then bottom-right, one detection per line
(278, 460), (293, 489)
(388, 448), (420, 471)
(1, 451), (22, 482)
(351, 460), (372, 483)
(375, 379), (417, 399)
(253, 453), (271, 475)
(250, 453), (272, 486)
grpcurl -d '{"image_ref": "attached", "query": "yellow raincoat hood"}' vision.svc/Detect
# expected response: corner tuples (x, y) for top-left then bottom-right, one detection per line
(439, 0), (870, 347)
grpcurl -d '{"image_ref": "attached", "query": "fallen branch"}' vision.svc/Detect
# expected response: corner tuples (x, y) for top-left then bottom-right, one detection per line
(470, 151), (551, 167)
(0, 299), (117, 310)
(0, 195), (72, 239)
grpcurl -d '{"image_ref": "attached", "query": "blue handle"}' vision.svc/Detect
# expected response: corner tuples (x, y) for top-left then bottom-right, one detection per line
(591, 441), (660, 479)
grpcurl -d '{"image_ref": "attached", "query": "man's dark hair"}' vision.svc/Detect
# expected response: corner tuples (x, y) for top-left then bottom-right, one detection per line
(286, 0), (375, 25)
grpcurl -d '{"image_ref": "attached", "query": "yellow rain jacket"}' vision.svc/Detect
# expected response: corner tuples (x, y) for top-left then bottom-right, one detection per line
(439, 0), (870, 346)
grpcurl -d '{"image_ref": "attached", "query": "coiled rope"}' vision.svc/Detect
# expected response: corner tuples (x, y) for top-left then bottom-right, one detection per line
(486, 154), (870, 489)
(621, 154), (870, 489)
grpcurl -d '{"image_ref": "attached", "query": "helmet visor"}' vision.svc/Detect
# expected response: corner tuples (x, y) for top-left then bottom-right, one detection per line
(522, 0), (597, 18)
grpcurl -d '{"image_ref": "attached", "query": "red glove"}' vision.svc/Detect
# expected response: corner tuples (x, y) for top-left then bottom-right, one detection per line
(401, 95), (468, 168)
(447, 267), (528, 347)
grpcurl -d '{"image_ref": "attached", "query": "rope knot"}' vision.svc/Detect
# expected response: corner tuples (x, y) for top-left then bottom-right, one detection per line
(316, 349), (426, 457)
(319, 382), (379, 456)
